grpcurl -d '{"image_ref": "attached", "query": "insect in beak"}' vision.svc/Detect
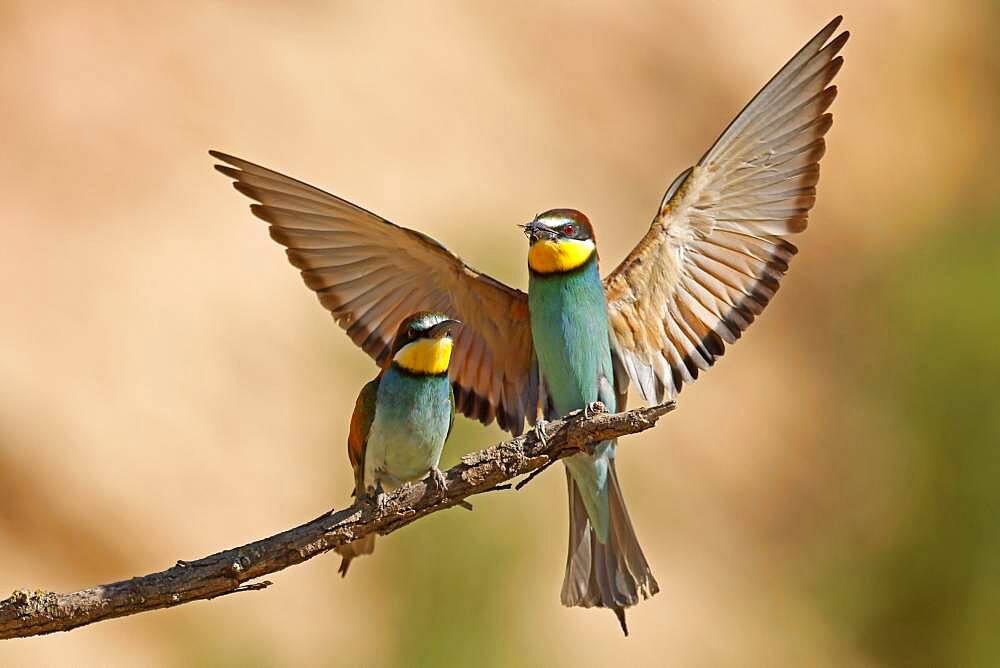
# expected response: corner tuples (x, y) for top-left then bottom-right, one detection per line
(426, 319), (462, 339)
(519, 220), (557, 243)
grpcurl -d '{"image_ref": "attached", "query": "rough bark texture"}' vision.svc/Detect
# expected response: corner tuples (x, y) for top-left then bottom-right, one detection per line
(0, 401), (673, 640)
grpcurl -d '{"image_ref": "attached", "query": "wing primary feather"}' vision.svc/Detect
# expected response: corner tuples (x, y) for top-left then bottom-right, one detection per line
(699, 17), (845, 166)
(604, 19), (846, 401)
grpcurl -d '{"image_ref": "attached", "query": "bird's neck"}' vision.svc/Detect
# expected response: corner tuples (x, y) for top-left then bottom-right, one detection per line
(527, 252), (607, 318)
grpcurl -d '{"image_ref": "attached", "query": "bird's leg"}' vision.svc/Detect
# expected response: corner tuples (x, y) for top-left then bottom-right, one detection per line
(374, 480), (389, 514)
(515, 418), (557, 491)
(426, 466), (447, 499)
(368, 478), (390, 515)
(533, 417), (550, 446)
(425, 466), (474, 511)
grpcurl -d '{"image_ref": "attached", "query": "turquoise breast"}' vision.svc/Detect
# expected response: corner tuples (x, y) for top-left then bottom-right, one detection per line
(528, 256), (616, 415)
(364, 368), (452, 489)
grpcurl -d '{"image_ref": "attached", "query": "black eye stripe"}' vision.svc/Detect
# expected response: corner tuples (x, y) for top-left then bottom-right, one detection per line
(532, 215), (590, 240)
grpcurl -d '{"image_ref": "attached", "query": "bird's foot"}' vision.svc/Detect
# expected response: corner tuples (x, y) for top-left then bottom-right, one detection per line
(426, 466), (474, 511)
(426, 466), (448, 499)
(516, 419), (558, 491)
(533, 418), (550, 446)
(368, 480), (390, 515)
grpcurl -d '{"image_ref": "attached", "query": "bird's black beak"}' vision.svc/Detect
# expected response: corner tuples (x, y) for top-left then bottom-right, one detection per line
(427, 319), (462, 339)
(519, 220), (556, 244)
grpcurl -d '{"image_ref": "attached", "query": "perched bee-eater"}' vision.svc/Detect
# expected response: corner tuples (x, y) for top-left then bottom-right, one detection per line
(213, 17), (848, 632)
(335, 311), (462, 575)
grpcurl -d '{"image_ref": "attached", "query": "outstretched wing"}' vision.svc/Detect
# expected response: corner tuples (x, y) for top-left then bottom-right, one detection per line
(604, 16), (848, 403)
(212, 152), (539, 434)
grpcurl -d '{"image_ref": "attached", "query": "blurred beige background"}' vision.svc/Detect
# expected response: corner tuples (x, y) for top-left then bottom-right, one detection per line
(2, 1), (998, 666)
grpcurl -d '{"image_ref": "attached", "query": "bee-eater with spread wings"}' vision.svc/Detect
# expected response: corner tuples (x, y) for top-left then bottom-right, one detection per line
(212, 16), (848, 634)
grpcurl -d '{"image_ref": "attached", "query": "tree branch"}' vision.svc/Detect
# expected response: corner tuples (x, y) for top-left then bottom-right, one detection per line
(0, 401), (674, 640)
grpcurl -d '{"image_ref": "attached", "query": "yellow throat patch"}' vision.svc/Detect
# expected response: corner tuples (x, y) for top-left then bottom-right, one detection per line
(527, 238), (596, 274)
(393, 337), (454, 375)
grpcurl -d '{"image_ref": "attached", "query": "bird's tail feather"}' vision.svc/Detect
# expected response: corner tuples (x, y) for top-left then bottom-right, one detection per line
(560, 457), (659, 635)
(335, 533), (376, 577)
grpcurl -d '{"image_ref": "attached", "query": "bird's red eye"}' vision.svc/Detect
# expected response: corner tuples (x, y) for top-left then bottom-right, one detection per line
(563, 224), (576, 236)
